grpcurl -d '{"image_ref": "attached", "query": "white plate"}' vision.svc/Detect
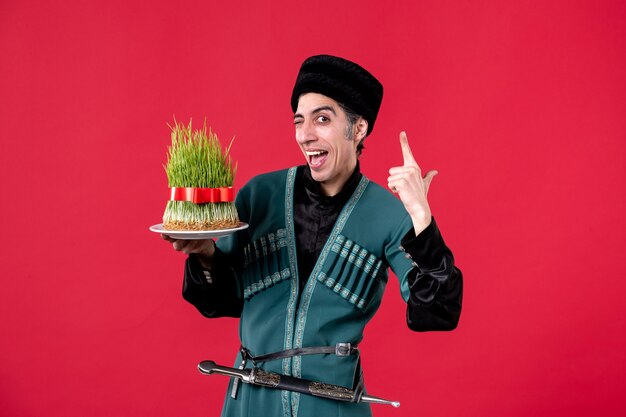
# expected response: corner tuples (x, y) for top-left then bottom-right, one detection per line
(149, 223), (249, 240)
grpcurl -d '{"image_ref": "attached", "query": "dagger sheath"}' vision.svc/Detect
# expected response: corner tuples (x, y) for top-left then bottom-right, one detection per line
(198, 360), (400, 408)
(252, 368), (355, 401)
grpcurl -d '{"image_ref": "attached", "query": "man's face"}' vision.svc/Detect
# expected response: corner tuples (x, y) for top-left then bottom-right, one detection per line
(293, 93), (361, 196)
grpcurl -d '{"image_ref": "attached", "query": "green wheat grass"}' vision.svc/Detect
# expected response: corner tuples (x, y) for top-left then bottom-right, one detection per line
(162, 119), (239, 230)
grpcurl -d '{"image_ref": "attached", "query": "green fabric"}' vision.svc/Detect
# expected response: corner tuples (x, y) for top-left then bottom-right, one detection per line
(216, 167), (415, 417)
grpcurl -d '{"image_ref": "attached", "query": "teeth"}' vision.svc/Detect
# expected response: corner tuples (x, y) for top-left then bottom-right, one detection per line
(306, 151), (326, 156)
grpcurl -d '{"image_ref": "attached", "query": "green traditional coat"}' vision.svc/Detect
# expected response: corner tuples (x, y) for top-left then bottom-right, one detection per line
(216, 167), (417, 417)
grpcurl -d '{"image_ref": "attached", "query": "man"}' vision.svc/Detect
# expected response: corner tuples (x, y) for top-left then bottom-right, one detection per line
(164, 55), (462, 417)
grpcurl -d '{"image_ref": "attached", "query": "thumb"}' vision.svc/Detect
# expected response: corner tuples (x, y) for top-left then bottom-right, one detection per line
(424, 170), (438, 195)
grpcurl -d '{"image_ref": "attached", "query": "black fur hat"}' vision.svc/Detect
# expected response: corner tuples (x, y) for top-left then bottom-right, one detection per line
(290, 55), (383, 135)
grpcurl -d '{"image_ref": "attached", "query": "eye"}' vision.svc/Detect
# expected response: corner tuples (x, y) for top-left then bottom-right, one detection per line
(317, 115), (330, 123)
(293, 118), (303, 126)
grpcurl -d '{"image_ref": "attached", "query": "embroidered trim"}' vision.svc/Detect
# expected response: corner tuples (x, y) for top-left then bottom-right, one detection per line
(331, 234), (385, 279)
(243, 268), (291, 300)
(291, 175), (370, 417)
(282, 167), (299, 417)
(316, 272), (367, 309)
(243, 229), (288, 267)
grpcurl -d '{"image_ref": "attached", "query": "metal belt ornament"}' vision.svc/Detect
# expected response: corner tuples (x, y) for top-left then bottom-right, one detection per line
(169, 187), (234, 204)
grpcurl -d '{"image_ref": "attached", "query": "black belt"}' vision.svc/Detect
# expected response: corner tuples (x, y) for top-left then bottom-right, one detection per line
(231, 343), (359, 399)
(241, 343), (359, 364)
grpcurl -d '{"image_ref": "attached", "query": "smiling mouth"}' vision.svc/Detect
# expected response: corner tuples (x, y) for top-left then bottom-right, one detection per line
(305, 150), (329, 168)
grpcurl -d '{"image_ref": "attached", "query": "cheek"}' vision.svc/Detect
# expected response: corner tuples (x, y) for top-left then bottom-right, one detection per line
(338, 138), (354, 156)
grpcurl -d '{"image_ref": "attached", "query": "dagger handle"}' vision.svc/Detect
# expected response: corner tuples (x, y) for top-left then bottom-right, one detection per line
(198, 360), (250, 382)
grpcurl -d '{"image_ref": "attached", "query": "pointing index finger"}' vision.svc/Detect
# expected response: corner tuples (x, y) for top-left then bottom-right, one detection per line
(400, 131), (416, 166)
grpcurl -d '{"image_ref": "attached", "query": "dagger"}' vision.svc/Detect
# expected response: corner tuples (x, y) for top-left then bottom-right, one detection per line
(198, 360), (400, 408)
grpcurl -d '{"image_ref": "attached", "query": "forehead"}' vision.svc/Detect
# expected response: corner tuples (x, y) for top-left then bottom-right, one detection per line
(295, 93), (342, 115)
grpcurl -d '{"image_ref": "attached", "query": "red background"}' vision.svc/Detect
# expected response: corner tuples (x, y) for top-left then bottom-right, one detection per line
(1, 1), (625, 416)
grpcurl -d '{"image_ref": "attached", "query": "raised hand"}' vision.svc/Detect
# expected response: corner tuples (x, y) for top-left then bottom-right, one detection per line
(387, 131), (437, 235)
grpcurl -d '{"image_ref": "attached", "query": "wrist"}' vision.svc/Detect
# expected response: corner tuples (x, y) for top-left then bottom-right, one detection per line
(410, 214), (432, 236)
(196, 240), (216, 269)
(196, 253), (213, 269)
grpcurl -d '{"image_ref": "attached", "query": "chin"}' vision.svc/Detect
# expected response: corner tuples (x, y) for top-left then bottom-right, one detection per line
(308, 168), (329, 182)
(309, 170), (325, 182)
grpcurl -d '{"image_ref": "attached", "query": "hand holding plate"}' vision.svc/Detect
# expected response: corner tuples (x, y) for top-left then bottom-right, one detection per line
(161, 235), (215, 268)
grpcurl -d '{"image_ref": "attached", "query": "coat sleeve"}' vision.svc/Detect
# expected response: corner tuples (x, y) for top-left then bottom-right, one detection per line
(182, 251), (243, 318)
(399, 218), (463, 331)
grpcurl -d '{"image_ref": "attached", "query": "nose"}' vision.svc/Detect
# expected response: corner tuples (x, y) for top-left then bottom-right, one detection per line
(295, 118), (316, 145)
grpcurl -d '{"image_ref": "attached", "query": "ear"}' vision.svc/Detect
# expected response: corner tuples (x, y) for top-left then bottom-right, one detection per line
(355, 118), (368, 142)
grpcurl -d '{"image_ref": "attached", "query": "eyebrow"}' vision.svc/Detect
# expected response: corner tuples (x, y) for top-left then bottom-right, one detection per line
(294, 105), (338, 119)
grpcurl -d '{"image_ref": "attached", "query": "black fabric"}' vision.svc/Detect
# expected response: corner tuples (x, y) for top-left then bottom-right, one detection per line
(291, 55), (383, 135)
(293, 164), (362, 290)
(401, 218), (463, 331)
(182, 251), (242, 318)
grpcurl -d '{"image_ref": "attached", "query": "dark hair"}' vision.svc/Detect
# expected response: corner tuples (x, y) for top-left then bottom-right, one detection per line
(338, 102), (367, 156)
